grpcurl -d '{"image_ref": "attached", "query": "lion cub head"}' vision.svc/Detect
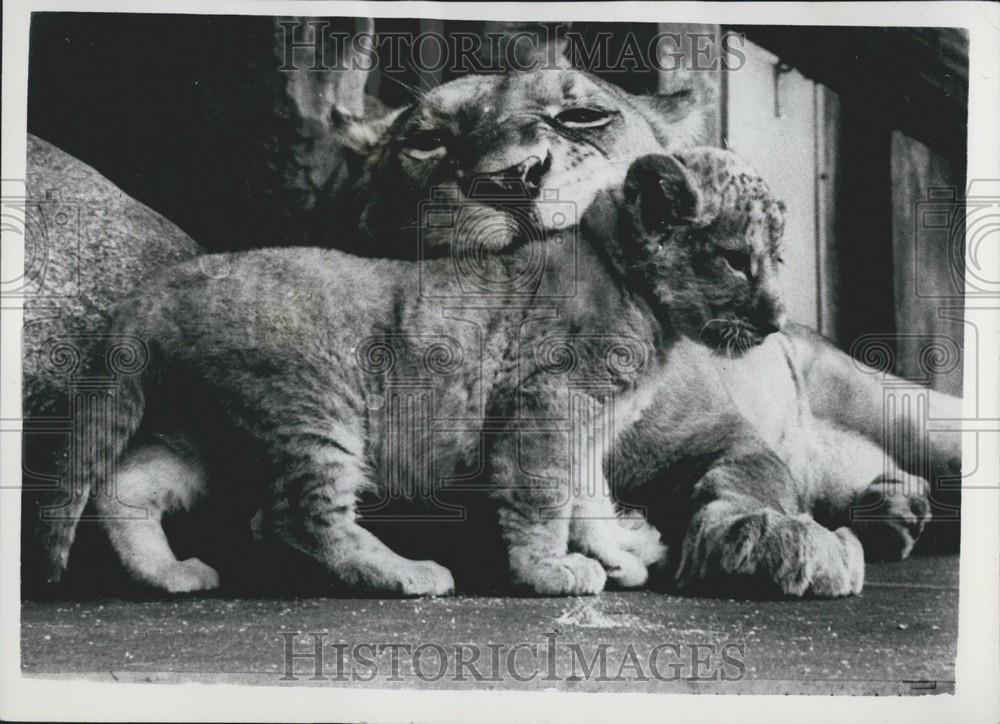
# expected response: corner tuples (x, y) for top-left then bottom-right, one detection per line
(328, 67), (701, 256)
(589, 148), (787, 355)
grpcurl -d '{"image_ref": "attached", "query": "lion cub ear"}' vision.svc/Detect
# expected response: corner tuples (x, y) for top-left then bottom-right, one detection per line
(624, 154), (704, 236)
(330, 103), (408, 156)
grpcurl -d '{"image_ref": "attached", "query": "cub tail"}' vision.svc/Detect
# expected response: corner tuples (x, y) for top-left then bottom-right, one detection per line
(39, 335), (150, 583)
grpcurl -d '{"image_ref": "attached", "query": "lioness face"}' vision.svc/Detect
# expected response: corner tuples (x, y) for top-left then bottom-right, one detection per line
(332, 68), (701, 256)
(616, 150), (787, 355)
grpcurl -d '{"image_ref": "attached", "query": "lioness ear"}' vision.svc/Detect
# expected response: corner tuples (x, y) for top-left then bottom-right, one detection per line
(624, 154), (704, 235)
(330, 103), (408, 156)
(481, 22), (571, 70)
(630, 87), (704, 150)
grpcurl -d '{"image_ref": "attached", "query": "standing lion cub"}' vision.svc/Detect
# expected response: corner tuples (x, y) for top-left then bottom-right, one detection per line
(42, 149), (789, 596)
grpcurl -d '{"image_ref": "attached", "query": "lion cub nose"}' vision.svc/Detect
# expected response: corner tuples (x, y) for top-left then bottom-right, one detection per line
(758, 309), (787, 335)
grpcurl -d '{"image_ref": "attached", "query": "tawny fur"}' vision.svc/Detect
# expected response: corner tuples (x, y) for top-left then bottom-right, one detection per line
(41, 150), (790, 596)
(32, 65), (962, 597)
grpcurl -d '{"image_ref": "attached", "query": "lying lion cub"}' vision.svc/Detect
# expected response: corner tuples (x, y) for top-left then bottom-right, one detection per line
(604, 153), (936, 597)
(41, 148), (789, 596)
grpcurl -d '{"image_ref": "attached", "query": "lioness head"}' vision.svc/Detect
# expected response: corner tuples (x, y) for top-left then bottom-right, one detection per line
(328, 66), (701, 256)
(589, 148), (787, 355)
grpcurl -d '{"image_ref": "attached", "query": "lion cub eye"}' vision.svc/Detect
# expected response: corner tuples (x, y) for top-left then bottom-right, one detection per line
(555, 107), (614, 129)
(721, 249), (753, 277)
(402, 130), (448, 160)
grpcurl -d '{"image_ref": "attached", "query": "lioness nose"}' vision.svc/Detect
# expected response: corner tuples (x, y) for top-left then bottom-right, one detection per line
(467, 153), (552, 200)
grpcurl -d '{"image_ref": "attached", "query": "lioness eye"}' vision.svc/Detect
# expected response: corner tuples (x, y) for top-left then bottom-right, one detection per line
(403, 130), (448, 159)
(555, 108), (614, 129)
(721, 249), (752, 276)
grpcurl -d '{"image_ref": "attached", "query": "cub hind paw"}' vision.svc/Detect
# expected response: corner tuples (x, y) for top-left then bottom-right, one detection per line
(513, 553), (607, 596)
(615, 513), (669, 568)
(569, 514), (664, 589)
(604, 552), (650, 589)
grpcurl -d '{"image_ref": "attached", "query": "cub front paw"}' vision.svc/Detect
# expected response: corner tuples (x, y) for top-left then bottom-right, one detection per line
(851, 475), (932, 561)
(807, 527), (865, 598)
(512, 552), (607, 596)
(676, 508), (864, 598)
(396, 560), (455, 597)
(158, 558), (221, 594)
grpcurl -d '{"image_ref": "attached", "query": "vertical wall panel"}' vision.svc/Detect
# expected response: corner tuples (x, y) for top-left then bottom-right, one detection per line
(724, 40), (820, 328)
(814, 86), (841, 341)
(890, 131), (964, 395)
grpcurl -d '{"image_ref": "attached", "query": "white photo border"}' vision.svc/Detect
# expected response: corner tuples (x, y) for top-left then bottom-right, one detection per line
(2, 2), (998, 722)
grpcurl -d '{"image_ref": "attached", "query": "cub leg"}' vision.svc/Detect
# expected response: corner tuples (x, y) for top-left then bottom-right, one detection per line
(95, 443), (220, 594)
(493, 422), (648, 596)
(565, 401), (664, 587)
(674, 462), (865, 598)
(502, 513), (608, 596)
(266, 442), (453, 597)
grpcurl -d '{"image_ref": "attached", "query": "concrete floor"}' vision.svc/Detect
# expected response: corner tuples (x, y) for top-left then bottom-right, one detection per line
(21, 555), (958, 695)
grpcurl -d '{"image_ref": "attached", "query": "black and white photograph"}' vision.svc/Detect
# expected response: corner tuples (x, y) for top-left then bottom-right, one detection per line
(1, 1), (998, 721)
